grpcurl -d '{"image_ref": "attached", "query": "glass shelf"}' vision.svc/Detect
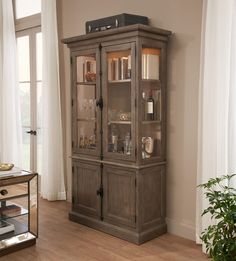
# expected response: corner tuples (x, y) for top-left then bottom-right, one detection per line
(0, 203), (28, 220)
(142, 120), (161, 125)
(141, 79), (161, 83)
(108, 121), (131, 125)
(0, 194), (28, 202)
(79, 145), (96, 150)
(141, 80), (161, 90)
(108, 79), (131, 84)
(76, 82), (96, 85)
(77, 118), (96, 122)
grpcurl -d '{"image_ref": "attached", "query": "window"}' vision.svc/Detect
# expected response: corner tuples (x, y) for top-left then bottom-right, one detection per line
(15, 0), (41, 19)
(14, 0), (42, 173)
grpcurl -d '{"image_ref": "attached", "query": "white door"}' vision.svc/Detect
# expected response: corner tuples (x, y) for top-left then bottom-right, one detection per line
(16, 28), (42, 173)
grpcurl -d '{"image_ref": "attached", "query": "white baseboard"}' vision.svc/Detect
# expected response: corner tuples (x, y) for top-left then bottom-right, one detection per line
(166, 218), (195, 241)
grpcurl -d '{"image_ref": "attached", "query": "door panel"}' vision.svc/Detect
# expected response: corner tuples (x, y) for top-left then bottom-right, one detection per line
(72, 48), (101, 157)
(17, 29), (42, 173)
(103, 166), (136, 228)
(102, 43), (136, 162)
(138, 39), (167, 164)
(140, 166), (165, 230)
(72, 161), (101, 218)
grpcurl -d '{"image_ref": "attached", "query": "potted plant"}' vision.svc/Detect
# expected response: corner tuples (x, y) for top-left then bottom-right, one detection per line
(199, 174), (236, 261)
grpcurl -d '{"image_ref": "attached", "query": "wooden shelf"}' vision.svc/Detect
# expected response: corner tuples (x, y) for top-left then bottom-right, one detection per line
(108, 79), (131, 84)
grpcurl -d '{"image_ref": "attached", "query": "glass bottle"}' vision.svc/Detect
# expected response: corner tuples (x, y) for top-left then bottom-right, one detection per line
(124, 132), (131, 155)
(111, 125), (118, 152)
(146, 89), (154, 121)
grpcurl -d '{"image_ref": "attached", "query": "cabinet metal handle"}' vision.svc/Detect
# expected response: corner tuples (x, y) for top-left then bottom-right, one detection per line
(96, 97), (103, 110)
(96, 187), (103, 198)
(0, 189), (8, 196)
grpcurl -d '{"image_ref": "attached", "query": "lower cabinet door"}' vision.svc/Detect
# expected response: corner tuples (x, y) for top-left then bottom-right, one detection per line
(72, 160), (101, 219)
(103, 165), (136, 228)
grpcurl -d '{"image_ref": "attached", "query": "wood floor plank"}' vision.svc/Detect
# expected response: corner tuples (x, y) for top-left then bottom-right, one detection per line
(0, 199), (208, 261)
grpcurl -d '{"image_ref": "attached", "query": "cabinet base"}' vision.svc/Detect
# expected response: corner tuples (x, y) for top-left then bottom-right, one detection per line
(69, 211), (167, 245)
(0, 237), (36, 257)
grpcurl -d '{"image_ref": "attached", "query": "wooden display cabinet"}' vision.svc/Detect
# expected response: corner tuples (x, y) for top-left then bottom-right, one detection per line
(63, 24), (171, 244)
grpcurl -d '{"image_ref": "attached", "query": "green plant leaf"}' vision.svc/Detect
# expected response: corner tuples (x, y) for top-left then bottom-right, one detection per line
(198, 174), (236, 260)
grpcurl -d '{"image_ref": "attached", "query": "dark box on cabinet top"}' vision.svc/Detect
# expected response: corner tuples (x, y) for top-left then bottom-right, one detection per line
(86, 13), (149, 33)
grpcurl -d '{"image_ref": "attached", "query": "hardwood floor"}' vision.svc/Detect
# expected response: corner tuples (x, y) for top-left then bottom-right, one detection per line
(1, 199), (208, 261)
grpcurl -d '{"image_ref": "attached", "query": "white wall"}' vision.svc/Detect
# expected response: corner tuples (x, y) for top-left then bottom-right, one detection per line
(57, 0), (203, 241)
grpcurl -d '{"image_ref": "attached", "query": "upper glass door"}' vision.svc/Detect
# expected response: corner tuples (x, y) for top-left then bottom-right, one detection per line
(103, 43), (136, 161)
(73, 49), (100, 156)
(140, 47), (163, 162)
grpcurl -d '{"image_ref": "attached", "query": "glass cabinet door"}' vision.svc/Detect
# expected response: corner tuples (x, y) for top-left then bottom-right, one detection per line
(73, 50), (100, 155)
(103, 44), (135, 160)
(140, 47), (162, 161)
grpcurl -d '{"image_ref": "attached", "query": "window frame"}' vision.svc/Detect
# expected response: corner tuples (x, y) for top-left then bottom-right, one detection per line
(13, 0), (41, 32)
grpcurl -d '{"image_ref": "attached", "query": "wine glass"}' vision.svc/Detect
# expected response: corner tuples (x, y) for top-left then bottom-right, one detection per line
(88, 99), (94, 119)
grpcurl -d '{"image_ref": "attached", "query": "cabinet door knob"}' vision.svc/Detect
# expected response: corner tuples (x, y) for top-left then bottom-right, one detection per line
(0, 189), (8, 196)
(96, 187), (103, 198)
(96, 97), (103, 110)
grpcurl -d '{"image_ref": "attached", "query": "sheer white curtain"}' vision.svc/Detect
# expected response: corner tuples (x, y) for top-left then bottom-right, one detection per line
(196, 0), (236, 245)
(0, 0), (22, 167)
(41, 0), (66, 200)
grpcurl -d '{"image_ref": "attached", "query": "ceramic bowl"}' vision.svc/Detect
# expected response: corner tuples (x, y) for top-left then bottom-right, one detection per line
(0, 163), (14, 171)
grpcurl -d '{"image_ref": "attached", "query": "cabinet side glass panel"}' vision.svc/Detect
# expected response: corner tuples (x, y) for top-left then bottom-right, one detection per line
(29, 176), (38, 236)
(141, 47), (162, 160)
(106, 50), (132, 155)
(141, 124), (161, 160)
(142, 89), (161, 122)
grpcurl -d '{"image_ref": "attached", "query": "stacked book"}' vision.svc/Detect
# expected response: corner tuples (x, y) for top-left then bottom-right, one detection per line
(0, 220), (14, 235)
(142, 49), (160, 80)
(108, 55), (131, 81)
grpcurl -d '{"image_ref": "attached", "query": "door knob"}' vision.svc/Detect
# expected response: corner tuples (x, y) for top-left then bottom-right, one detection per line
(26, 130), (37, 135)
(0, 189), (8, 196)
